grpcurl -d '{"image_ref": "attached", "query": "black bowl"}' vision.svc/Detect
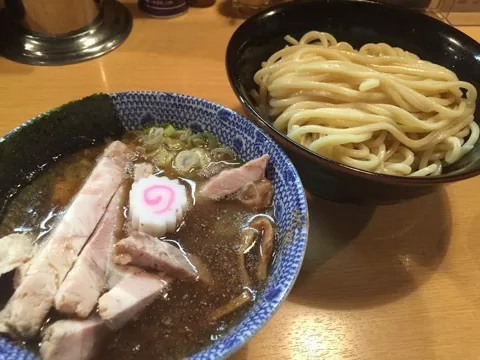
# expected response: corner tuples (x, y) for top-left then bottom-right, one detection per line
(226, 0), (480, 204)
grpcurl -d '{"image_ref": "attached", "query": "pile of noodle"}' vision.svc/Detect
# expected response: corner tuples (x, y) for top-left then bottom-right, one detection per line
(253, 31), (478, 176)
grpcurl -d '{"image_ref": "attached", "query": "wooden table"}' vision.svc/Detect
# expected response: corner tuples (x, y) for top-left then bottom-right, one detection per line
(0, 2), (479, 359)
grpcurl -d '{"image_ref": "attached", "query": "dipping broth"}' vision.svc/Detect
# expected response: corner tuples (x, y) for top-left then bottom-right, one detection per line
(0, 125), (276, 360)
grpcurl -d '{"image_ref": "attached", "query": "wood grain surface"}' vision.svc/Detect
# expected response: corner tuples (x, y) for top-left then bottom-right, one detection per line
(0, 2), (479, 359)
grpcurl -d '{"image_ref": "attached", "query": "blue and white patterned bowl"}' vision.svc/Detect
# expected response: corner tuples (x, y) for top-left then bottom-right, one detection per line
(0, 91), (309, 359)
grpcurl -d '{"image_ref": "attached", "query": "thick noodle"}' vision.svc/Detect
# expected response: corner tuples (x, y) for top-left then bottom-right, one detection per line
(253, 31), (479, 176)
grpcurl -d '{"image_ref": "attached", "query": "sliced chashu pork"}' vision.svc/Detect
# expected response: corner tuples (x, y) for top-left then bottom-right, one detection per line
(40, 316), (108, 360)
(99, 163), (172, 330)
(0, 302), (11, 335)
(54, 183), (129, 318)
(98, 272), (170, 331)
(6, 141), (132, 338)
(133, 162), (156, 180)
(106, 162), (156, 288)
(197, 161), (235, 179)
(199, 154), (270, 200)
(236, 178), (273, 210)
(113, 232), (197, 280)
(1, 242), (45, 335)
(0, 233), (33, 276)
(105, 261), (143, 290)
(13, 260), (31, 289)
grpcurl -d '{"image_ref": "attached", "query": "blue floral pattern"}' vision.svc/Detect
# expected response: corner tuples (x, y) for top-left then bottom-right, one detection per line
(0, 92), (309, 360)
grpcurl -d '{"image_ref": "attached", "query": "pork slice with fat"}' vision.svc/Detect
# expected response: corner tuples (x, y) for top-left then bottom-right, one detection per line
(105, 262), (143, 290)
(197, 161), (235, 179)
(199, 154), (269, 200)
(113, 232), (197, 280)
(54, 183), (129, 318)
(98, 272), (170, 331)
(40, 316), (108, 360)
(126, 162), (156, 235)
(7, 141), (132, 339)
(133, 162), (155, 181)
(13, 238), (49, 289)
(2, 242), (47, 335)
(105, 162), (156, 289)
(98, 162), (171, 331)
(13, 261), (30, 289)
(0, 302), (11, 335)
(236, 178), (273, 210)
(0, 233), (33, 276)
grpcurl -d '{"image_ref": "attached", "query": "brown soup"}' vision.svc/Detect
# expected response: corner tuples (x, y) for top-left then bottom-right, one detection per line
(0, 127), (275, 359)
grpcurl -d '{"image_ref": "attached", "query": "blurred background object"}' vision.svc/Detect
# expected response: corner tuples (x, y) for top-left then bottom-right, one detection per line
(229, 0), (433, 18)
(377, 0), (480, 25)
(440, 0), (480, 26)
(188, 0), (216, 8)
(231, 0), (270, 17)
(227, 0), (479, 25)
(138, 0), (188, 17)
(0, 0), (477, 66)
(0, 0), (132, 65)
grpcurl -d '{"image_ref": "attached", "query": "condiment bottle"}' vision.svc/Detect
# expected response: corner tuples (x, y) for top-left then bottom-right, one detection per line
(138, 0), (188, 18)
(187, 0), (215, 7)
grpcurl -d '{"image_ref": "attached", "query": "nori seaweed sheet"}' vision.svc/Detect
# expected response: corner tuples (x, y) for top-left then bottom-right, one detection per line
(0, 93), (124, 217)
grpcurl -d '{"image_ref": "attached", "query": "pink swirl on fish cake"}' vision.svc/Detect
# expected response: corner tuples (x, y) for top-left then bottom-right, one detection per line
(143, 185), (175, 214)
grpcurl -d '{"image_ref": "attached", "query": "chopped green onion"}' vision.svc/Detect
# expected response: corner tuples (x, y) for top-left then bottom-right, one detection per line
(163, 124), (176, 137)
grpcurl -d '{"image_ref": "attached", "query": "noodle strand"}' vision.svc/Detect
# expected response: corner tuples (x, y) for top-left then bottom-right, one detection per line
(253, 31), (478, 176)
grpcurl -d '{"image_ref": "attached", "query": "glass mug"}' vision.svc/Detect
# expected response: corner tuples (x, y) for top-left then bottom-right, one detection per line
(231, 0), (270, 17)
